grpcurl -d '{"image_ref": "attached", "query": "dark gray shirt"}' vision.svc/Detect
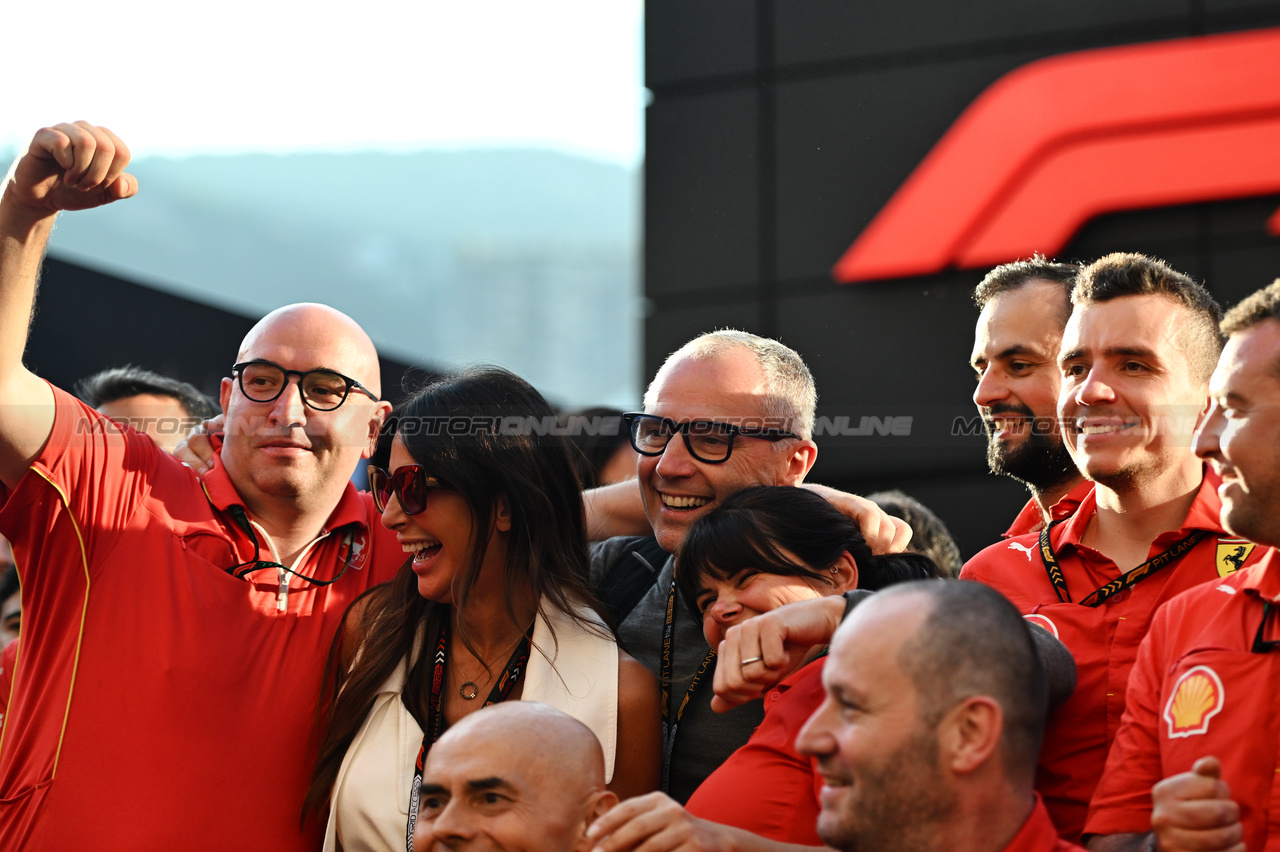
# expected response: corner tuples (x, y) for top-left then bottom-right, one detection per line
(590, 537), (766, 803)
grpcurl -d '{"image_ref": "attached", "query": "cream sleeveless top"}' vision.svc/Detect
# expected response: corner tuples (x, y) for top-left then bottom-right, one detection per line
(322, 602), (619, 852)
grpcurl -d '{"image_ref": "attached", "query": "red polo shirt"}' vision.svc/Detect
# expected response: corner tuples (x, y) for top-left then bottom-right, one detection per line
(961, 470), (1264, 842)
(1004, 481), (1093, 539)
(1086, 548), (1280, 850)
(0, 388), (403, 852)
(685, 658), (825, 844)
(1006, 795), (1088, 852)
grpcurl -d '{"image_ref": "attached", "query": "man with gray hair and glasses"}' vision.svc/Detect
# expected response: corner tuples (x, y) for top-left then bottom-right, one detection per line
(588, 329), (911, 801)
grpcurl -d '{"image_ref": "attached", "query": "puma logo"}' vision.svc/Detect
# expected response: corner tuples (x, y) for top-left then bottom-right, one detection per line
(1008, 541), (1036, 562)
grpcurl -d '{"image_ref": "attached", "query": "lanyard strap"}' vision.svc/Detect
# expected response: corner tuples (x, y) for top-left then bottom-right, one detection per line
(1038, 522), (1208, 608)
(659, 576), (715, 793)
(223, 504), (355, 587)
(406, 619), (531, 851)
(1253, 602), (1280, 654)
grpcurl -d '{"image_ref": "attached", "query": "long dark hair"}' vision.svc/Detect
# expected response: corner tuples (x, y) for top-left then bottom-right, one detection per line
(304, 367), (604, 818)
(676, 485), (939, 616)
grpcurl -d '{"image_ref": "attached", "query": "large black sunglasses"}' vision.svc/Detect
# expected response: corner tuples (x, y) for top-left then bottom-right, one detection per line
(232, 360), (379, 412)
(368, 464), (454, 515)
(622, 412), (798, 464)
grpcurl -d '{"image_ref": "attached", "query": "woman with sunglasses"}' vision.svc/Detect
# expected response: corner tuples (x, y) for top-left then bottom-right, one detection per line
(587, 485), (938, 851)
(308, 367), (661, 852)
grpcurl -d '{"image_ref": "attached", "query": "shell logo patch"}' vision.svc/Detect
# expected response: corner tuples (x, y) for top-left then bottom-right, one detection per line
(1024, 613), (1059, 640)
(1163, 666), (1225, 739)
(1216, 539), (1255, 577)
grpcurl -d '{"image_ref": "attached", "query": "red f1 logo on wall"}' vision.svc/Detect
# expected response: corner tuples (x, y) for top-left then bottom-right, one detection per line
(833, 27), (1280, 283)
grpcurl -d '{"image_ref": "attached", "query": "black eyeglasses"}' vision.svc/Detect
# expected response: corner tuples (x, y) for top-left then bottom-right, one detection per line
(368, 464), (455, 515)
(622, 412), (798, 464)
(232, 360), (379, 411)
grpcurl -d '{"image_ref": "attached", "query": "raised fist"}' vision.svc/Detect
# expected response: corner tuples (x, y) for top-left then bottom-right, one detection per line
(5, 121), (136, 214)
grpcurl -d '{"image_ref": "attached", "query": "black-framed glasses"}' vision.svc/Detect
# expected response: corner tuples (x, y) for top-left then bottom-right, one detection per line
(368, 464), (455, 515)
(232, 360), (379, 411)
(622, 412), (798, 464)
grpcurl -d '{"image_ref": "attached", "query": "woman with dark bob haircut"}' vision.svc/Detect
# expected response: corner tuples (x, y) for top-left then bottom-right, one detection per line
(597, 485), (937, 850)
(310, 367), (660, 851)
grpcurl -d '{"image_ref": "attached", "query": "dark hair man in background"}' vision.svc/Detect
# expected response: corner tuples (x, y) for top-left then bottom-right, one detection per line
(963, 253), (1267, 841)
(798, 580), (1083, 852)
(971, 257), (1090, 538)
(75, 365), (217, 452)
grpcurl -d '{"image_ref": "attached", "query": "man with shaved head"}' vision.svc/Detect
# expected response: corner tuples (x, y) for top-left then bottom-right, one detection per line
(798, 580), (1082, 852)
(0, 124), (401, 850)
(415, 703), (618, 852)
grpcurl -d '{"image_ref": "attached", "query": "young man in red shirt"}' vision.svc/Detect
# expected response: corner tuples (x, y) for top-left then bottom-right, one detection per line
(962, 253), (1266, 842)
(1086, 280), (1280, 852)
(0, 123), (402, 850)
(970, 258), (1091, 538)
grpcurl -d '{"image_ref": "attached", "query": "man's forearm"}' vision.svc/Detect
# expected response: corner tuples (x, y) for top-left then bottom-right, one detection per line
(0, 183), (57, 487)
(1087, 832), (1151, 852)
(583, 479), (650, 541)
(0, 183), (55, 380)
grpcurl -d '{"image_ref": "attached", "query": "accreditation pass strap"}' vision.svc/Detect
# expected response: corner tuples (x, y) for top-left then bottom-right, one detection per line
(405, 620), (531, 851)
(660, 575), (716, 794)
(1038, 520), (1208, 608)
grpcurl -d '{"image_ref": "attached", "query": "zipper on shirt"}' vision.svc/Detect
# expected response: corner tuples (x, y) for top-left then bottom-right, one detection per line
(246, 518), (332, 612)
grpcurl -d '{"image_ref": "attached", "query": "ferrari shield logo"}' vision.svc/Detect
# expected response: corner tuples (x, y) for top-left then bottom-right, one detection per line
(1216, 538), (1255, 577)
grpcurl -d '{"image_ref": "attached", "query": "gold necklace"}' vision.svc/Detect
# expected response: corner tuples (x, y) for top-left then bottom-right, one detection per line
(452, 625), (532, 700)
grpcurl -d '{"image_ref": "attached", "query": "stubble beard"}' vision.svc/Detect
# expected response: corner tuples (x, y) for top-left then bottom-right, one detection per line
(818, 728), (957, 852)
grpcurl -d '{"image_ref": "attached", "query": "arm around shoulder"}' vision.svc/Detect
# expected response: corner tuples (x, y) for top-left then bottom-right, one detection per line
(584, 480), (651, 541)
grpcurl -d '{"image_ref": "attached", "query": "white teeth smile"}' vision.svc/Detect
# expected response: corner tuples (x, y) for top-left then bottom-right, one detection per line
(661, 494), (710, 510)
(402, 542), (441, 559)
(1079, 423), (1129, 435)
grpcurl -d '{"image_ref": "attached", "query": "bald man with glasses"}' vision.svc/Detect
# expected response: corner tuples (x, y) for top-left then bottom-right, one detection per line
(0, 123), (405, 851)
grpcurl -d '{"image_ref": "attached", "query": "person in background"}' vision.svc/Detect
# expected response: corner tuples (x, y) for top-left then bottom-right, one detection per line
(583, 486), (937, 851)
(970, 257), (1090, 537)
(563, 406), (639, 489)
(867, 489), (963, 577)
(75, 365), (217, 452)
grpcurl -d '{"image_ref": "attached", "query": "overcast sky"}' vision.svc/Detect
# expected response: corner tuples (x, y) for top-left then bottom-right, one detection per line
(2, 0), (644, 165)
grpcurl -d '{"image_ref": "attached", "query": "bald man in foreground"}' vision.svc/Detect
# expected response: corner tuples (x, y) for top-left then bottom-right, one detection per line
(416, 703), (618, 852)
(0, 123), (403, 850)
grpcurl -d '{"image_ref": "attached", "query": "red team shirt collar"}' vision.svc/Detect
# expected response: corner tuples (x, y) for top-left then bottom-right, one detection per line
(1240, 548), (1280, 603)
(1003, 480), (1094, 539)
(1054, 465), (1227, 553)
